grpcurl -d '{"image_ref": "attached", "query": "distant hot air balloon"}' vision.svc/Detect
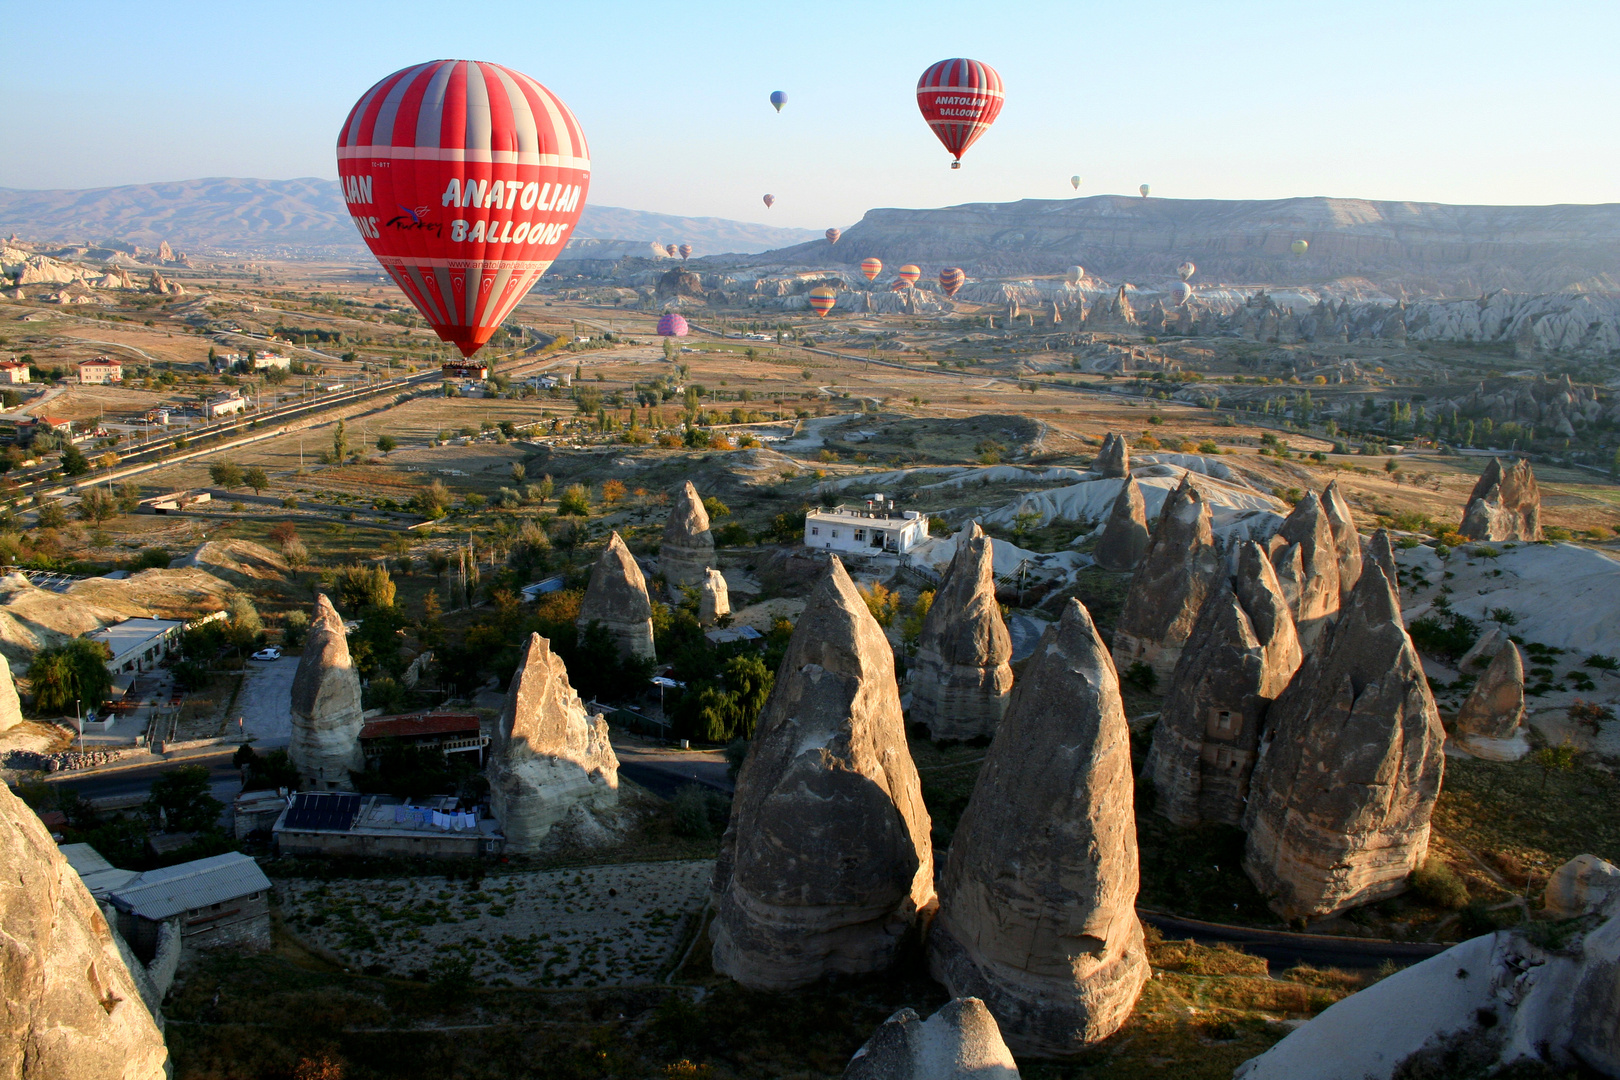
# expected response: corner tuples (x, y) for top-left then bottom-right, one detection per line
(808, 286), (836, 317)
(860, 257), (883, 282)
(1169, 280), (1192, 307)
(916, 59), (1004, 169)
(1140, 184), (1151, 198)
(889, 279), (909, 292)
(938, 267), (965, 297)
(656, 312), (688, 337)
(1177, 261), (1196, 281)
(897, 264), (921, 287)
(665, 244), (678, 258)
(1066, 266), (1084, 284)
(769, 90), (787, 113)
(1291, 239), (1309, 255)
(825, 228), (841, 245)
(337, 59), (589, 357)
(762, 194), (775, 209)
(1070, 175), (1081, 190)
(679, 244), (692, 260)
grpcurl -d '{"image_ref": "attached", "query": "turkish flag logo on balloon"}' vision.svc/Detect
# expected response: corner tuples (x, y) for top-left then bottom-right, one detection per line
(337, 59), (590, 357)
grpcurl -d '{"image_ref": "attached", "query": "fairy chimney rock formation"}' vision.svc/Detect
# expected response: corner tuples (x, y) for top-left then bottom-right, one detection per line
(487, 633), (619, 853)
(1459, 457), (1543, 541)
(910, 523), (1015, 740)
(699, 567), (730, 625)
(711, 557), (934, 991)
(1, 783), (171, 1080)
(1268, 491), (1341, 651)
(1093, 432), (1130, 478)
(576, 532), (655, 661)
(1111, 474), (1220, 684)
(844, 998), (1020, 1080)
(930, 599), (1150, 1055)
(1144, 542), (1303, 827)
(1452, 640), (1527, 760)
(662, 480), (715, 588)
(288, 593), (365, 789)
(1093, 476), (1150, 572)
(1321, 480), (1363, 600)
(0, 653), (22, 733)
(1242, 532), (1447, 920)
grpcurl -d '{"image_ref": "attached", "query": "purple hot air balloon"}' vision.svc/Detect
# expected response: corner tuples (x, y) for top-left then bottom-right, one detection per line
(657, 312), (689, 337)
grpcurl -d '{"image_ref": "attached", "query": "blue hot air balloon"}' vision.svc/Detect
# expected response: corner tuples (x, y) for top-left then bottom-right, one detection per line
(769, 90), (787, 113)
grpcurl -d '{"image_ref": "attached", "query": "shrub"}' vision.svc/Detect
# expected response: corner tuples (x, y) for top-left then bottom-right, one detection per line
(337, 564), (396, 611)
(28, 639), (114, 714)
(1410, 857), (1469, 910)
(1407, 611), (1479, 660)
(1124, 661), (1158, 692)
(130, 547), (170, 571)
(557, 483), (590, 516)
(671, 784), (714, 840)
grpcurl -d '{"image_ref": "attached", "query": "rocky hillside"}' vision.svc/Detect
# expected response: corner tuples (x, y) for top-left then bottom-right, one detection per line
(746, 196), (1620, 297)
(0, 178), (819, 257)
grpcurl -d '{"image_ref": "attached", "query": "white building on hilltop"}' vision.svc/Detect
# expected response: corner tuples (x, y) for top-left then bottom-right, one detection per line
(804, 499), (929, 556)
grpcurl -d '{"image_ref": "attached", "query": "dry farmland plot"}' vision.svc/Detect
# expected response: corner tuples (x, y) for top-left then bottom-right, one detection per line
(278, 860), (712, 987)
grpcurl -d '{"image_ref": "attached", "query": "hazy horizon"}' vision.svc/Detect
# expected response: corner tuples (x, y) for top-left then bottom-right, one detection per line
(6, 0), (1618, 231)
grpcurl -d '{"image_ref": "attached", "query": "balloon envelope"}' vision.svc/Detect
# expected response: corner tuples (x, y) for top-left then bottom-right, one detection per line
(1291, 239), (1309, 255)
(762, 194), (775, 208)
(916, 58), (1004, 167)
(808, 286), (836, 317)
(860, 257), (883, 282)
(665, 244), (678, 258)
(1140, 183), (1151, 197)
(825, 228), (841, 245)
(769, 90), (787, 112)
(656, 312), (688, 337)
(1169, 281), (1192, 306)
(897, 264), (921, 286)
(1066, 266), (1084, 284)
(1070, 175), (1081, 190)
(679, 244), (692, 259)
(938, 267), (965, 297)
(337, 59), (590, 357)
(1177, 261), (1196, 281)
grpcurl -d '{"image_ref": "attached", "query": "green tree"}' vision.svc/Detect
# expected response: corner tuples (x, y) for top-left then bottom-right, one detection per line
(209, 460), (244, 488)
(337, 564), (396, 611)
(538, 474), (555, 502)
(146, 765), (224, 833)
(332, 419), (349, 463)
(76, 487), (118, 523)
(27, 639), (113, 715)
(59, 444), (90, 476)
(557, 483), (591, 516)
(510, 461), (526, 485)
(411, 480), (452, 520)
(376, 433), (396, 453)
(242, 466), (269, 495)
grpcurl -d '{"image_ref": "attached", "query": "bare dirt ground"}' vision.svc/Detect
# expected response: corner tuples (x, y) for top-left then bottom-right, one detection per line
(277, 859), (713, 987)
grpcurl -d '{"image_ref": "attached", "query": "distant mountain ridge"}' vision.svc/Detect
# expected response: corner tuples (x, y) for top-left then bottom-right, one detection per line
(0, 177), (820, 257)
(745, 195), (1620, 298)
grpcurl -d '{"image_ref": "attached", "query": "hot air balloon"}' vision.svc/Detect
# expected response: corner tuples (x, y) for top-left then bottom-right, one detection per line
(938, 267), (965, 297)
(1140, 184), (1151, 198)
(898, 264), (921, 287)
(337, 59), (590, 357)
(1169, 280), (1192, 307)
(860, 257), (883, 282)
(679, 244), (692, 260)
(1066, 266), (1084, 284)
(1070, 175), (1081, 190)
(1177, 261), (1196, 281)
(769, 90), (787, 113)
(889, 280), (909, 292)
(1291, 239), (1309, 255)
(808, 286), (836, 317)
(657, 312), (688, 337)
(825, 228), (841, 245)
(665, 244), (678, 258)
(762, 194), (775, 209)
(916, 59), (1004, 169)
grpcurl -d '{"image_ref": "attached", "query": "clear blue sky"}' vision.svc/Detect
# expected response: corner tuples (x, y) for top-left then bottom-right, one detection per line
(4, 0), (1616, 227)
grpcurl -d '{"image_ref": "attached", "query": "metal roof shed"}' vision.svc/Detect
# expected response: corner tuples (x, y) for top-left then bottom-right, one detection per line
(107, 851), (271, 921)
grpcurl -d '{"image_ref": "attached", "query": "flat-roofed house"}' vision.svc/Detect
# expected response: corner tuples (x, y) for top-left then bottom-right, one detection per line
(106, 851), (272, 956)
(205, 390), (246, 418)
(803, 501), (930, 556)
(78, 357), (123, 384)
(86, 617), (184, 674)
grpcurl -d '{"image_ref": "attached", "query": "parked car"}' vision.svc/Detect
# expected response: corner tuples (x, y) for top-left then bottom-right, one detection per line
(250, 647), (282, 661)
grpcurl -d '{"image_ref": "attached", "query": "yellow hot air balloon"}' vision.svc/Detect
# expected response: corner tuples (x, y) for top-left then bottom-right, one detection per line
(860, 257), (883, 282)
(808, 286), (836, 317)
(1070, 175), (1081, 190)
(897, 264), (921, 287)
(1139, 183), (1151, 198)
(1291, 239), (1309, 255)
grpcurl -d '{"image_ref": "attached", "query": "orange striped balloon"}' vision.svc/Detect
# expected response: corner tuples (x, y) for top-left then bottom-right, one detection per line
(860, 257), (883, 281)
(808, 286), (836, 317)
(938, 267), (965, 297)
(898, 264), (921, 287)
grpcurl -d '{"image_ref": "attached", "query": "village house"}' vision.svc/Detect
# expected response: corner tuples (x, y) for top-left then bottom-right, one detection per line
(803, 499), (930, 556)
(77, 357), (122, 384)
(0, 359), (31, 383)
(205, 389), (247, 418)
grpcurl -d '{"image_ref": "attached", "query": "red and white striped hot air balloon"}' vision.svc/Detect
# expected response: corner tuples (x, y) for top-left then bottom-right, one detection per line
(916, 58), (1004, 169)
(938, 267), (965, 297)
(808, 286), (836, 317)
(337, 59), (590, 358)
(897, 264), (921, 287)
(679, 244), (692, 260)
(825, 228), (841, 245)
(860, 257), (883, 282)
(665, 244), (678, 258)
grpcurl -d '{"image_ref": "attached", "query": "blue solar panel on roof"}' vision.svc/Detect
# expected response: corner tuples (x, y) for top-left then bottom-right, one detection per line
(283, 792), (361, 831)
